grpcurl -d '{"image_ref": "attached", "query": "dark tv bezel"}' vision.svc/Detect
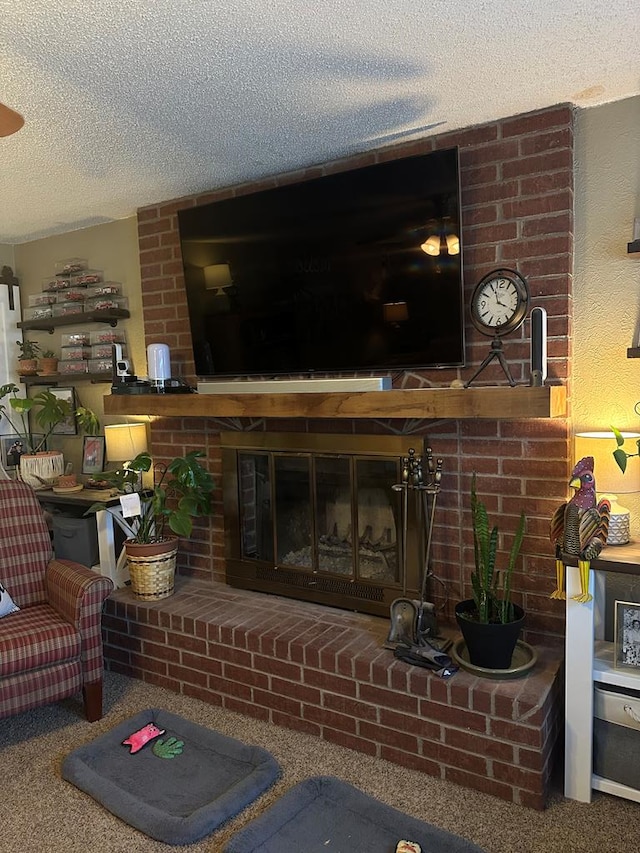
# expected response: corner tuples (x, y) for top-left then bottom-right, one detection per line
(179, 146), (465, 378)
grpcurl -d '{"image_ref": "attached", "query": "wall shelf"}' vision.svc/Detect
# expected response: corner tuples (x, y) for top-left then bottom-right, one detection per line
(104, 383), (566, 420)
(18, 308), (130, 333)
(20, 373), (112, 386)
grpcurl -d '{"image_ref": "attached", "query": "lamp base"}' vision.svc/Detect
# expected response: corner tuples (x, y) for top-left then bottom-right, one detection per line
(601, 494), (630, 545)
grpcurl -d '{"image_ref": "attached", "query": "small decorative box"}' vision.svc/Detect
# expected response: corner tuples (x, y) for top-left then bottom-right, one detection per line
(88, 358), (113, 374)
(58, 360), (89, 375)
(55, 258), (88, 276)
(89, 329), (126, 345)
(24, 305), (53, 320)
(70, 269), (103, 286)
(53, 301), (85, 317)
(61, 346), (91, 360)
(61, 333), (90, 347)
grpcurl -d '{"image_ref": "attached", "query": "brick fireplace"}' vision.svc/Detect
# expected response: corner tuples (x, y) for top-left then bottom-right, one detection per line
(103, 102), (573, 806)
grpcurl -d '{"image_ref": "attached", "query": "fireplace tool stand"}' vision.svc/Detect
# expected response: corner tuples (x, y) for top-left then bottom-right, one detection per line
(385, 448), (450, 655)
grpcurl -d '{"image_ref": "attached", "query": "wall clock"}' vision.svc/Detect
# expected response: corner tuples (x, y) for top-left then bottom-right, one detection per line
(465, 268), (530, 387)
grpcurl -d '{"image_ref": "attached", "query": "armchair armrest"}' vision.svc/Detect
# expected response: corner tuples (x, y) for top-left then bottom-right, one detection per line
(45, 559), (113, 684)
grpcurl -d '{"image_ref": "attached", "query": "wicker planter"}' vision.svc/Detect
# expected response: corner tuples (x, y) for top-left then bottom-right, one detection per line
(19, 450), (64, 489)
(125, 537), (178, 601)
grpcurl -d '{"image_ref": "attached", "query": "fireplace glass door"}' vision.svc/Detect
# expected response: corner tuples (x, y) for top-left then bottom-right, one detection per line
(224, 433), (425, 616)
(239, 451), (400, 584)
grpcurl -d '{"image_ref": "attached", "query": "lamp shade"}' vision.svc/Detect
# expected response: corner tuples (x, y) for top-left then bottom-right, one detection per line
(574, 431), (640, 495)
(105, 423), (148, 463)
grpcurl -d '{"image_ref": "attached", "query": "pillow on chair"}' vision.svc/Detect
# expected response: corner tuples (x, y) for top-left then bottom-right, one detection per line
(0, 582), (19, 618)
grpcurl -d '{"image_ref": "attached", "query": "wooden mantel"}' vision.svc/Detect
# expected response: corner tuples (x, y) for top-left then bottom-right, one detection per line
(104, 384), (566, 420)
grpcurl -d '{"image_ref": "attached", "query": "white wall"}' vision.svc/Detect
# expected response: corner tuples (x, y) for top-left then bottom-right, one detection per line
(574, 94), (640, 534)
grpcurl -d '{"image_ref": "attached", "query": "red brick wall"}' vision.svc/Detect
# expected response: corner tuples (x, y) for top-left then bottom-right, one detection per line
(135, 105), (573, 647)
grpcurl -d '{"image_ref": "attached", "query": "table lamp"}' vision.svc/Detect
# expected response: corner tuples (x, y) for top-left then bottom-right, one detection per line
(574, 431), (640, 545)
(104, 423), (148, 488)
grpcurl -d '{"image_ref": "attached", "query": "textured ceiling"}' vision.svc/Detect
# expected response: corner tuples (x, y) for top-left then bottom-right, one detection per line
(1, 0), (639, 244)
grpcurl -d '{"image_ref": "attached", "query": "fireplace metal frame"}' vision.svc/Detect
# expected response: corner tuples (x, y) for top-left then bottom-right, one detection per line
(220, 432), (426, 616)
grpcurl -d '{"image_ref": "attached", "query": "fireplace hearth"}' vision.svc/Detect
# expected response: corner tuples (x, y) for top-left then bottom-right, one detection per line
(221, 433), (432, 616)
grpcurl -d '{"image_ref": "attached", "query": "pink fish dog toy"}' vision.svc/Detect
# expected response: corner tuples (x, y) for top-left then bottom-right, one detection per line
(122, 722), (166, 754)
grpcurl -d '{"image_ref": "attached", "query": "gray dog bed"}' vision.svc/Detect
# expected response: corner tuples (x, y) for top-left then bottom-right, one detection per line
(224, 776), (487, 852)
(62, 708), (281, 845)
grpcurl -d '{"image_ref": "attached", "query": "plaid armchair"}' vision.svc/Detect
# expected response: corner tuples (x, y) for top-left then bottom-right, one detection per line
(0, 480), (113, 722)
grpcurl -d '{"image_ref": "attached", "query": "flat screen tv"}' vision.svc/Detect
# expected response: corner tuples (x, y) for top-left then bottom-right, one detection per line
(178, 146), (465, 378)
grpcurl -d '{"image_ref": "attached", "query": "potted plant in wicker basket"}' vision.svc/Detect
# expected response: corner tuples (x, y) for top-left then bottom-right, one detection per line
(455, 474), (526, 669)
(86, 450), (215, 600)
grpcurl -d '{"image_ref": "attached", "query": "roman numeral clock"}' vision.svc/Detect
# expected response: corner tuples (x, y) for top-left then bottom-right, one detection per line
(464, 268), (530, 387)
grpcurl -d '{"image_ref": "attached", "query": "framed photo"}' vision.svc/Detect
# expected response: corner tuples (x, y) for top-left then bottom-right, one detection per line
(0, 434), (45, 469)
(1, 436), (25, 469)
(49, 387), (77, 435)
(614, 600), (640, 669)
(82, 435), (105, 475)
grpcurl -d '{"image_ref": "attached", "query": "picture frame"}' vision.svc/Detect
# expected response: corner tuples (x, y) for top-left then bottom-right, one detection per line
(82, 435), (105, 475)
(0, 434), (45, 469)
(49, 386), (77, 435)
(1, 435), (25, 469)
(614, 600), (640, 669)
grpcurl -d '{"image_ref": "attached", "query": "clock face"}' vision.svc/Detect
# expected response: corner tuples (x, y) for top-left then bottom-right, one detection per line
(470, 269), (529, 336)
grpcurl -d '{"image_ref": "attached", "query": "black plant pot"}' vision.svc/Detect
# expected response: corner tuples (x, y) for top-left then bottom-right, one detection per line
(455, 599), (525, 670)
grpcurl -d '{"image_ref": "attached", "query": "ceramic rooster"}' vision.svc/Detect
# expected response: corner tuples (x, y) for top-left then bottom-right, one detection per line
(549, 456), (610, 603)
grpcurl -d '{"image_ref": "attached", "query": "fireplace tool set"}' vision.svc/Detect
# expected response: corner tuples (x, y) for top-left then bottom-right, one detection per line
(385, 448), (456, 677)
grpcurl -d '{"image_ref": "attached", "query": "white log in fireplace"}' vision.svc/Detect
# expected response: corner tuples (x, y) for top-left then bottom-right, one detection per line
(220, 432), (436, 616)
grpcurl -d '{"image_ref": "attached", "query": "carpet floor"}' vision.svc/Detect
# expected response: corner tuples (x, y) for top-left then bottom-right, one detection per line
(0, 671), (638, 852)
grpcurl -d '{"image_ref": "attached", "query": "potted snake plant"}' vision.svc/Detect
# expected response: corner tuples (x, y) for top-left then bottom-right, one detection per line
(86, 450), (215, 600)
(455, 474), (526, 669)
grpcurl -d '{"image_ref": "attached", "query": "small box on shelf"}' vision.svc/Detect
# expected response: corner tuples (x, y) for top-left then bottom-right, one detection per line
(61, 332), (90, 347)
(70, 269), (103, 286)
(53, 301), (85, 317)
(89, 329), (125, 345)
(24, 305), (53, 321)
(54, 257), (87, 276)
(85, 295), (128, 312)
(28, 293), (57, 307)
(58, 360), (89, 375)
(88, 358), (113, 374)
(61, 346), (91, 360)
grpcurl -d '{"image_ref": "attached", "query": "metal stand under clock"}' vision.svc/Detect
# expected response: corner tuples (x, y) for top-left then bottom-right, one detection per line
(464, 268), (530, 388)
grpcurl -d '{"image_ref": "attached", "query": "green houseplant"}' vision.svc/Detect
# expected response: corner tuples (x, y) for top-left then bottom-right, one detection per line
(86, 450), (215, 600)
(455, 474), (526, 669)
(0, 382), (99, 455)
(16, 339), (41, 376)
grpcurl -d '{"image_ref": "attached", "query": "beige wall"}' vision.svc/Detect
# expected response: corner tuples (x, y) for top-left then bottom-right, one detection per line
(574, 95), (640, 534)
(11, 218), (145, 473)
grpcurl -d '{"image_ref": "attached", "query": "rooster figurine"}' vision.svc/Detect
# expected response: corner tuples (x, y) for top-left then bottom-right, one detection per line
(550, 456), (610, 603)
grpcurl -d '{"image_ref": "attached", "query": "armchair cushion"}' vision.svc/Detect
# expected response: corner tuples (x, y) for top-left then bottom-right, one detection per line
(0, 604), (79, 678)
(0, 582), (19, 618)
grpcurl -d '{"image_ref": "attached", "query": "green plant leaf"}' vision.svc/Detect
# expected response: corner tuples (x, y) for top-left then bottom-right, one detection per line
(613, 447), (628, 473)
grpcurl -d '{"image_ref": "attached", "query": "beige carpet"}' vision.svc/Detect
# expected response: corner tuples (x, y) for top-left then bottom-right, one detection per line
(0, 671), (638, 853)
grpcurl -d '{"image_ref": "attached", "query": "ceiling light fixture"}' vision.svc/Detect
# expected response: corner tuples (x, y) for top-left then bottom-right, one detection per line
(0, 103), (24, 138)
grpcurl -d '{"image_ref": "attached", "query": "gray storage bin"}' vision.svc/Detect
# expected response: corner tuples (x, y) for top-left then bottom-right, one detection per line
(52, 515), (99, 568)
(593, 683), (640, 790)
